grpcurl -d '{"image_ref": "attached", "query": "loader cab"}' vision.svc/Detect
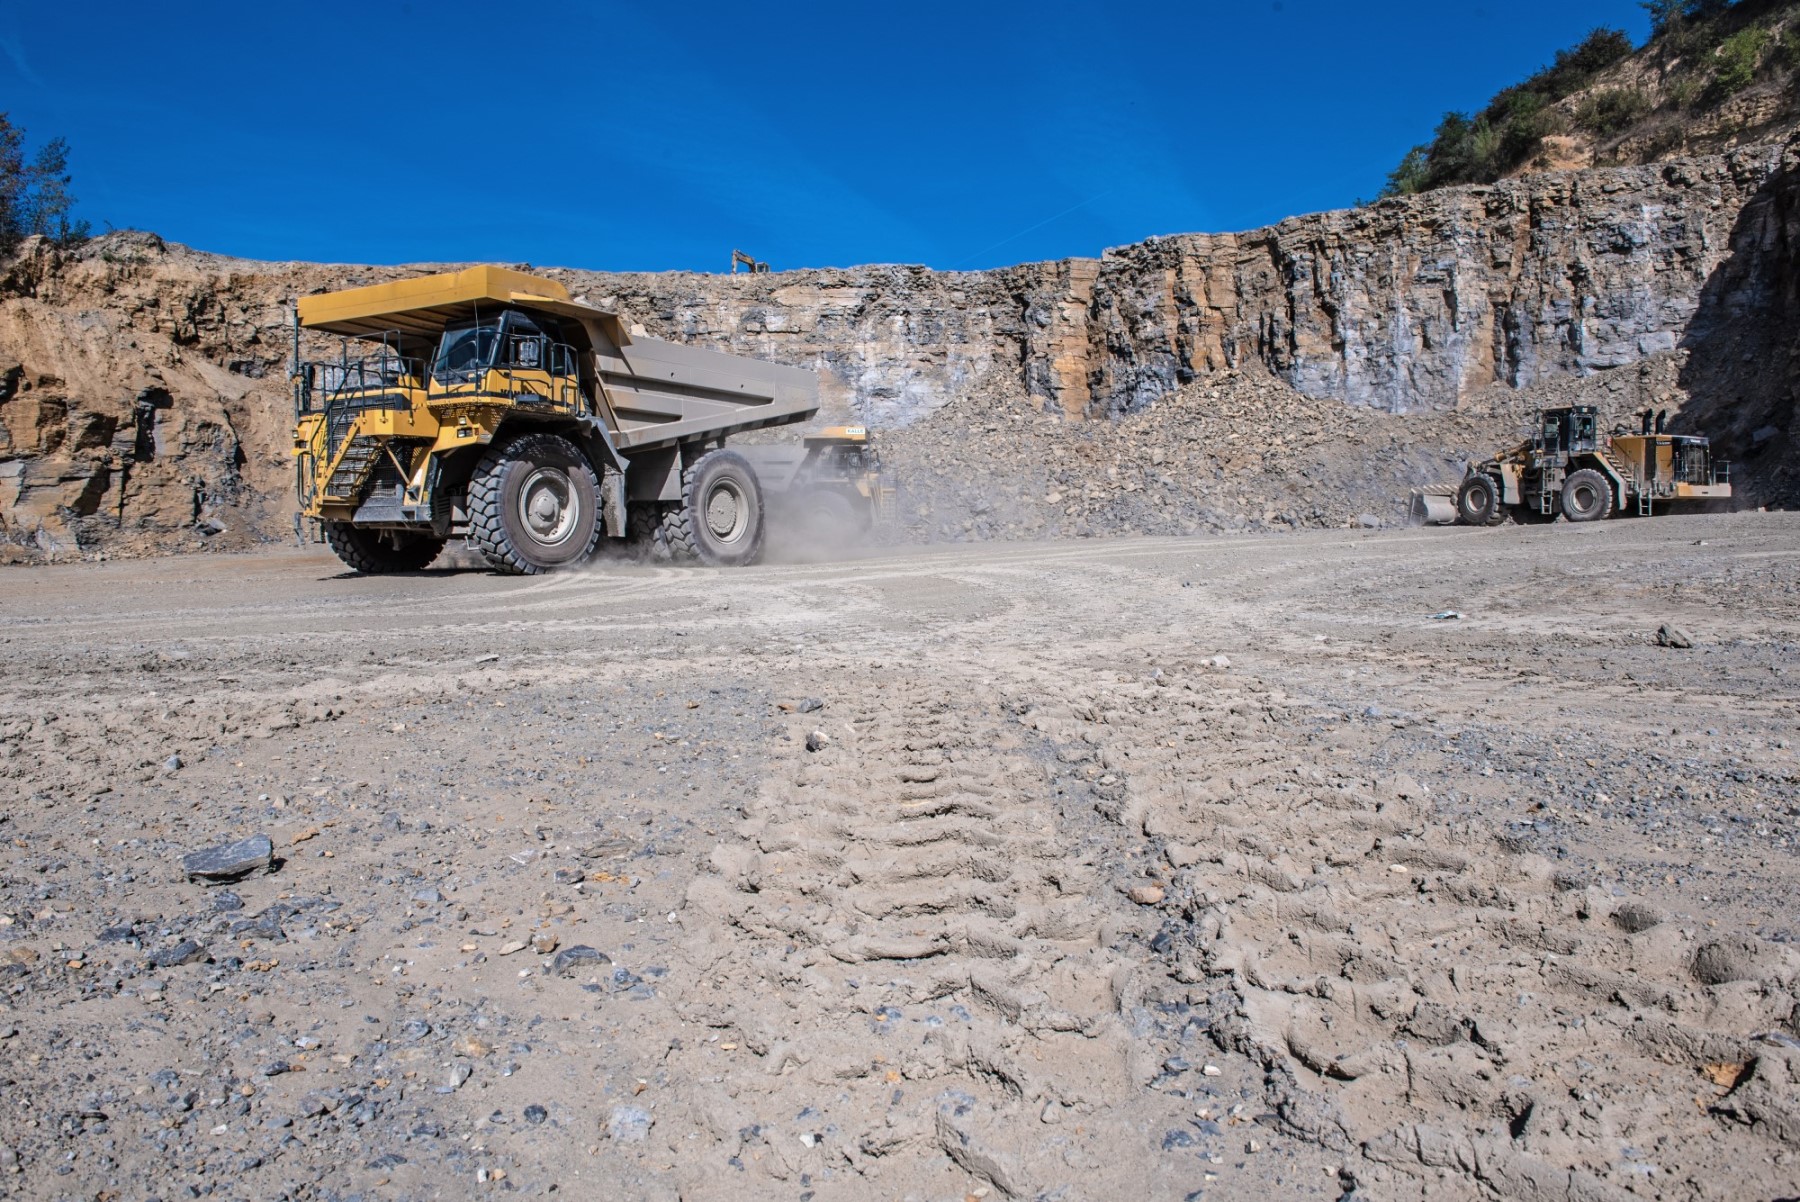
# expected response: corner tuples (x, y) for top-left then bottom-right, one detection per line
(1535, 406), (1598, 456)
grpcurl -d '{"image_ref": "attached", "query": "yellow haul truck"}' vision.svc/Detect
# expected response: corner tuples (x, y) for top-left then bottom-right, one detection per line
(291, 266), (818, 574)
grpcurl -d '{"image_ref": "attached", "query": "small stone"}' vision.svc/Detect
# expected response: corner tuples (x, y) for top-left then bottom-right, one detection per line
(1128, 884), (1166, 905)
(230, 913), (286, 942)
(498, 941), (528, 956)
(164, 754), (184, 772)
(523, 1104), (548, 1126)
(212, 891), (244, 912)
(607, 1105), (652, 1143)
(805, 730), (830, 752)
(530, 931), (559, 954)
(148, 940), (207, 969)
(796, 697), (825, 713)
(1165, 844), (1203, 869)
(1202, 1064), (1222, 1077)
(411, 887), (442, 905)
(551, 945), (611, 977)
(552, 867), (584, 885)
(182, 834), (274, 884)
(1656, 625), (1694, 649)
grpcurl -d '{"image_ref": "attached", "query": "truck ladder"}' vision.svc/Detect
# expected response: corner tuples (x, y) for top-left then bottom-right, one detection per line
(324, 436), (383, 501)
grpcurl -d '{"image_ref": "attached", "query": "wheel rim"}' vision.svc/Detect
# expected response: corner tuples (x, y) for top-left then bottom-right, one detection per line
(1571, 482), (1599, 513)
(518, 466), (581, 547)
(705, 479), (748, 543)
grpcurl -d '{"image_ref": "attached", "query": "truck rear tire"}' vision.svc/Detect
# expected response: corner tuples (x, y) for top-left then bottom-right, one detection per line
(468, 432), (603, 574)
(1561, 469), (1613, 523)
(1456, 475), (1504, 526)
(660, 449), (766, 567)
(323, 522), (445, 574)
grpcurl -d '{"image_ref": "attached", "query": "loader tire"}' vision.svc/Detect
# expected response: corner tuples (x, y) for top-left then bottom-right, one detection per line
(323, 522), (445, 575)
(660, 449), (766, 567)
(797, 489), (861, 543)
(1456, 474), (1504, 526)
(467, 432), (603, 574)
(1561, 469), (1613, 523)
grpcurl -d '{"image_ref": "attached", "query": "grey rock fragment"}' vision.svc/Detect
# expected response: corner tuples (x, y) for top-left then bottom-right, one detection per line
(1655, 624), (1694, 649)
(229, 913), (285, 942)
(551, 945), (611, 976)
(148, 940), (206, 969)
(805, 730), (830, 752)
(607, 1105), (652, 1142)
(523, 1104), (547, 1125)
(182, 834), (273, 883)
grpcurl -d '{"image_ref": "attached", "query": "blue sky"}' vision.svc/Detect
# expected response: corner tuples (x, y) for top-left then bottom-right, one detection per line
(2, 1), (1653, 272)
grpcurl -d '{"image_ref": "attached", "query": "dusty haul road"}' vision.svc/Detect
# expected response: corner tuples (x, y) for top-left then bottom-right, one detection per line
(1, 517), (1798, 1202)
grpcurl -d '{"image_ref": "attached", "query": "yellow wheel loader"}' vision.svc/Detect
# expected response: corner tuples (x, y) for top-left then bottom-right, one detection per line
(291, 266), (818, 574)
(1412, 405), (1730, 527)
(736, 425), (896, 542)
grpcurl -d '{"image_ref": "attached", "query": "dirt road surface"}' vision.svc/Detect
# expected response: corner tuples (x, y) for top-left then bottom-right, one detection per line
(2, 516), (1798, 1202)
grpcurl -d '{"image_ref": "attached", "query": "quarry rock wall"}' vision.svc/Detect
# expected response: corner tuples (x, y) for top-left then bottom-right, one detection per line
(1, 139), (1795, 559)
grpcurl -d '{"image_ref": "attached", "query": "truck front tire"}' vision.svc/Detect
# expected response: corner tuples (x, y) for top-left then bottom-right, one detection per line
(323, 522), (446, 574)
(660, 449), (766, 567)
(468, 433), (603, 574)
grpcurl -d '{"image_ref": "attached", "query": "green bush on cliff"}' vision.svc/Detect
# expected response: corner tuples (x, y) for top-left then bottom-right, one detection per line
(1711, 25), (1772, 94)
(1576, 88), (1653, 133)
(1382, 28), (1633, 196)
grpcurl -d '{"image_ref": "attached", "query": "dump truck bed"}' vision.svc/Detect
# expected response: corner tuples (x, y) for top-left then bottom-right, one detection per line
(599, 338), (818, 452)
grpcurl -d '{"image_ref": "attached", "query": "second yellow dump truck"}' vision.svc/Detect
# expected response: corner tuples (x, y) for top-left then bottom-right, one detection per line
(292, 266), (819, 574)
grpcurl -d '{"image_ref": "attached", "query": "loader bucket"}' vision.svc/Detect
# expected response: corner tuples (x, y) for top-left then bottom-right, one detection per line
(1409, 485), (1460, 526)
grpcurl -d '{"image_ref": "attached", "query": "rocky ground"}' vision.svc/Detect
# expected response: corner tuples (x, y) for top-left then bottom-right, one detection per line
(1, 517), (1797, 1201)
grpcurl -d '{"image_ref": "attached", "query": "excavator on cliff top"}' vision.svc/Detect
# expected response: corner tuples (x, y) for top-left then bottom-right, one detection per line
(1411, 405), (1732, 526)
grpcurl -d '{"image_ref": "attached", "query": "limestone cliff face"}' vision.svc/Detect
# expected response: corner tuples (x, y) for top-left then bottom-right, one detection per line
(572, 142), (1792, 421)
(1, 138), (1795, 559)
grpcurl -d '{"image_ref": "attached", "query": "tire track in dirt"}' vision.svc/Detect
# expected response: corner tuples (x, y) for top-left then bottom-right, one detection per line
(665, 666), (1320, 1200)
